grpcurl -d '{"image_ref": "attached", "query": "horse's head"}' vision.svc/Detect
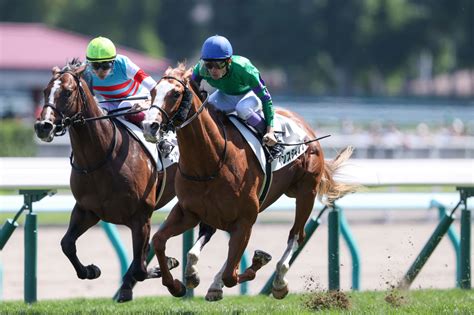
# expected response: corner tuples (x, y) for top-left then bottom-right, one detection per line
(142, 63), (195, 143)
(34, 60), (87, 142)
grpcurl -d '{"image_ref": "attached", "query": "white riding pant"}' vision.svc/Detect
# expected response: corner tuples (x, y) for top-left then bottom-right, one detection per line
(209, 90), (262, 120)
(100, 100), (147, 112)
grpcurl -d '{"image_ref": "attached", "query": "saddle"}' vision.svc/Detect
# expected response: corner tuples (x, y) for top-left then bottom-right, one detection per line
(227, 113), (308, 173)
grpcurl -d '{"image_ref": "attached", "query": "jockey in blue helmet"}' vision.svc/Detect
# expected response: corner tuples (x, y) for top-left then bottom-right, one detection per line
(192, 35), (283, 159)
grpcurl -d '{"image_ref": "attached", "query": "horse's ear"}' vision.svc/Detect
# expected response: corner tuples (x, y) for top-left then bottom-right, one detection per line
(164, 66), (173, 76)
(75, 64), (87, 77)
(51, 66), (61, 78)
(184, 67), (193, 83)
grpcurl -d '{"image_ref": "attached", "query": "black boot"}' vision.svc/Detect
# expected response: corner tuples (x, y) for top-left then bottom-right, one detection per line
(158, 140), (174, 158)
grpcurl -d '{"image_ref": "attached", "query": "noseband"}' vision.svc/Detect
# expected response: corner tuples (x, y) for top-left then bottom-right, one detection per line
(151, 76), (208, 132)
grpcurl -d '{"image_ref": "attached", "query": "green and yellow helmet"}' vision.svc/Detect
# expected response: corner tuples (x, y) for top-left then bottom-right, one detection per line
(86, 37), (116, 62)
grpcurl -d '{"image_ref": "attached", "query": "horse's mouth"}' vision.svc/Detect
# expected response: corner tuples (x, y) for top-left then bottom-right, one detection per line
(36, 133), (55, 143)
(143, 133), (158, 144)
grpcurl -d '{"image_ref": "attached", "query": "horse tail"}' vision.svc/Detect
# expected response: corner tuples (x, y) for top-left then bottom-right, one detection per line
(317, 146), (360, 205)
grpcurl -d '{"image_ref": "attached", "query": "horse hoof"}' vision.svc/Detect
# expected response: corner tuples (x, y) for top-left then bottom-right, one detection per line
(166, 256), (180, 270)
(272, 285), (289, 300)
(205, 289), (223, 302)
(147, 257), (179, 279)
(185, 273), (200, 289)
(86, 264), (101, 279)
(116, 288), (133, 303)
(222, 276), (237, 288)
(169, 279), (186, 297)
(254, 250), (272, 265)
(147, 265), (162, 279)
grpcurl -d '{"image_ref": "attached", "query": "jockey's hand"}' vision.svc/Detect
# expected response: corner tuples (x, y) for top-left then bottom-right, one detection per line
(263, 127), (278, 147)
(131, 102), (146, 111)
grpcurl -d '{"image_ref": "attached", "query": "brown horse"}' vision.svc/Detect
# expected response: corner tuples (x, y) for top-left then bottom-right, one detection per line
(34, 59), (181, 302)
(142, 64), (358, 300)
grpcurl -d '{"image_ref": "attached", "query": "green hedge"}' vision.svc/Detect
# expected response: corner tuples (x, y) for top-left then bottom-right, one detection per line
(0, 119), (36, 156)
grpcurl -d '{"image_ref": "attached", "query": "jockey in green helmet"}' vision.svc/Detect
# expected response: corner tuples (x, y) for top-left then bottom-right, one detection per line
(84, 36), (158, 126)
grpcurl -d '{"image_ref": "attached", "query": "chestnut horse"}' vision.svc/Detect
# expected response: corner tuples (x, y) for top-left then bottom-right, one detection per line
(34, 60), (181, 302)
(142, 64), (357, 301)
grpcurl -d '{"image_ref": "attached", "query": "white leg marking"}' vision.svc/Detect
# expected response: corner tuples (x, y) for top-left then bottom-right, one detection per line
(208, 261), (226, 292)
(185, 236), (205, 278)
(273, 237), (298, 290)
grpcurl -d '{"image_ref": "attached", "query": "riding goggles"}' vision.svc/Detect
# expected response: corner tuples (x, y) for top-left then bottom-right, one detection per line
(203, 60), (227, 70)
(90, 61), (114, 71)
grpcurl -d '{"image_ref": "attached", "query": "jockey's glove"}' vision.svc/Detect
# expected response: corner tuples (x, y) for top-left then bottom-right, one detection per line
(263, 131), (278, 147)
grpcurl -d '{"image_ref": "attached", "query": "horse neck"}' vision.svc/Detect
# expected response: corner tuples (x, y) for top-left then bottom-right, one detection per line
(176, 94), (226, 176)
(68, 79), (115, 163)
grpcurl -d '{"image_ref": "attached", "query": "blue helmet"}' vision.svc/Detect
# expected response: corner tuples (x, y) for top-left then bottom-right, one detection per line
(201, 35), (233, 60)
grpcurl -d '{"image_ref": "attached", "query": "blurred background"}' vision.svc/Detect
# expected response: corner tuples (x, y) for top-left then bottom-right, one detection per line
(0, 0), (473, 158)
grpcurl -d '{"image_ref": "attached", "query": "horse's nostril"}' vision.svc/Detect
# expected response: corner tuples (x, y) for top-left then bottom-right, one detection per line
(42, 121), (54, 132)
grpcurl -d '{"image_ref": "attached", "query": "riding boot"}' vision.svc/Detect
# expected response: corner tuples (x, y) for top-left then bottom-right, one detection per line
(246, 112), (266, 136)
(246, 112), (284, 162)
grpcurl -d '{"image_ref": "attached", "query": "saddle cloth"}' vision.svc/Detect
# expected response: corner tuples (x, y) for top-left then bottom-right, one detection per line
(115, 117), (179, 171)
(228, 113), (308, 173)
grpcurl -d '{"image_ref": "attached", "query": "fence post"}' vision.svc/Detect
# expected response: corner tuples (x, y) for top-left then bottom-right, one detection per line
(328, 206), (340, 290)
(24, 211), (37, 304)
(183, 228), (194, 298)
(20, 189), (55, 304)
(459, 187), (472, 289)
(431, 200), (461, 287)
(398, 207), (457, 289)
(338, 206), (360, 290)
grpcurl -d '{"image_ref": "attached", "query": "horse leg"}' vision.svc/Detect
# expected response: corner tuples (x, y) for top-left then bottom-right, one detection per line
(272, 237), (298, 299)
(221, 220), (253, 288)
(185, 222), (216, 289)
(116, 216), (151, 303)
(273, 188), (317, 299)
(60, 204), (101, 280)
(238, 249), (272, 283)
(152, 204), (199, 297)
(205, 261), (227, 302)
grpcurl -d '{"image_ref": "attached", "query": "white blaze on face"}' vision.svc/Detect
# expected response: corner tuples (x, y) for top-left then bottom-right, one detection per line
(147, 80), (175, 120)
(44, 79), (61, 121)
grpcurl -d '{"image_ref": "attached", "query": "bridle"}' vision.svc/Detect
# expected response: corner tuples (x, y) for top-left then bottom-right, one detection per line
(150, 76), (209, 132)
(153, 75), (227, 181)
(42, 71), (89, 136)
(42, 70), (117, 174)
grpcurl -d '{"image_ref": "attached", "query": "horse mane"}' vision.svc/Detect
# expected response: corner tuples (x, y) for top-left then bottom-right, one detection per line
(62, 58), (83, 73)
(167, 62), (205, 102)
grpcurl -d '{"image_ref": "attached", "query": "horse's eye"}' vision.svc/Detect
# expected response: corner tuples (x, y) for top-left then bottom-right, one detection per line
(173, 91), (181, 99)
(63, 89), (72, 97)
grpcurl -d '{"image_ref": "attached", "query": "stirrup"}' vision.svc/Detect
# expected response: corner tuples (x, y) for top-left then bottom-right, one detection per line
(266, 143), (284, 162)
(158, 140), (174, 158)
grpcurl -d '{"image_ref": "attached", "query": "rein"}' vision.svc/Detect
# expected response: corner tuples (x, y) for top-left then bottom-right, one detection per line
(277, 134), (331, 146)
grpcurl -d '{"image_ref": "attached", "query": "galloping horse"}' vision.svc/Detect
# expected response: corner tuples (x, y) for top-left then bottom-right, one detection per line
(142, 64), (358, 300)
(34, 59), (181, 302)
